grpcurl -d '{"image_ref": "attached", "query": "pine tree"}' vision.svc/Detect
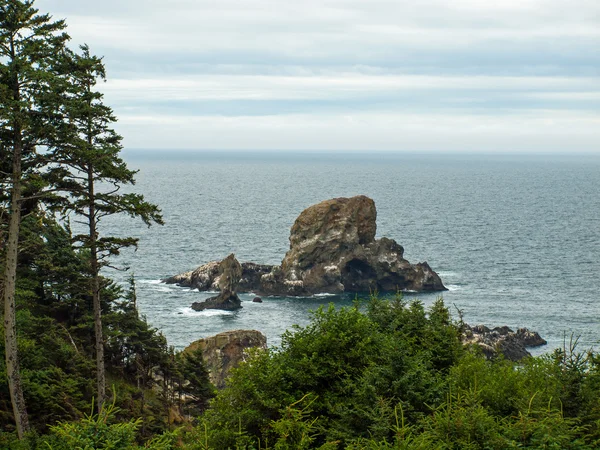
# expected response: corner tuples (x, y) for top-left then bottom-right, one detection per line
(52, 44), (163, 412)
(177, 347), (215, 417)
(0, 0), (69, 438)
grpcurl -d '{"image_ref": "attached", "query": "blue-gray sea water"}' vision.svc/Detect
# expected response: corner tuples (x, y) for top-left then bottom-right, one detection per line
(105, 151), (599, 355)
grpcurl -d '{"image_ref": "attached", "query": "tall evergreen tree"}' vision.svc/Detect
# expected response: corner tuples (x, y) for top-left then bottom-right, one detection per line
(176, 347), (215, 417)
(0, 0), (69, 438)
(53, 45), (163, 412)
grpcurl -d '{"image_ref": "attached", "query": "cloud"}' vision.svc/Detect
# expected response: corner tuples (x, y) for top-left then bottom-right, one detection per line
(99, 73), (600, 123)
(115, 110), (600, 152)
(101, 74), (599, 102)
(48, 0), (599, 75)
(36, 0), (600, 152)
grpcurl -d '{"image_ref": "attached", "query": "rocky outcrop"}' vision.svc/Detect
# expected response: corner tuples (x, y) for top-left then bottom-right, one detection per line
(260, 196), (445, 295)
(462, 324), (547, 361)
(164, 261), (273, 292)
(184, 330), (267, 388)
(191, 291), (241, 311)
(190, 254), (243, 311)
(239, 263), (274, 292)
(218, 253), (243, 292)
(165, 195), (446, 296)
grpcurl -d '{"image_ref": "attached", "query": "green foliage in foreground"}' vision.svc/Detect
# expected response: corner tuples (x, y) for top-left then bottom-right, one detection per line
(1, 295), (599, 449)
(0, 397), (175, 450)
(0, 213), (212, 444)
(43, 398), (175, 450)
(192, 296), (463, 448)
(178, 295), (600, 449)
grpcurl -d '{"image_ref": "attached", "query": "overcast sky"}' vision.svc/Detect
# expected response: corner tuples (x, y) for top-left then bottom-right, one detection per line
(38, 0), (599, 152)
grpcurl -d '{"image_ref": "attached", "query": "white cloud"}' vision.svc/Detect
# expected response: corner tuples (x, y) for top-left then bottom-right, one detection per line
(101, 74), (600, 103)
(115, 110), (600, 152)
(53, 0), (600, 58)
(36, 0), (600, 152)
(527, 92), (600, 101)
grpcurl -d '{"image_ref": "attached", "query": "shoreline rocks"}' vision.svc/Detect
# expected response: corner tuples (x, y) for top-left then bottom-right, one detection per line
(165, 195), (446, 296)
(183, 330), (267, 389)
(191, 291), (241, 311)
(163, 261), (274, 292)
(462, 324), (547, 361)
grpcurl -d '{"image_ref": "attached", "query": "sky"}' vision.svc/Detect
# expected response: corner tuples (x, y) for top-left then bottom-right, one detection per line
(38, 0), (599, 153)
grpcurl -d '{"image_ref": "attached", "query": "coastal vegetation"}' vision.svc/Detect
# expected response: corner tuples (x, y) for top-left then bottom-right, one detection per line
(1, 1), (599, 449)
(2, 288), (599, 448)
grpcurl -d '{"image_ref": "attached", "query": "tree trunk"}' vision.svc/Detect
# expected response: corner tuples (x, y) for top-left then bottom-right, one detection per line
(86, 77), (105, 412)
(88, 164), (105, 413)
(3, 137), (30, 439)
(92, 253), (105, 412)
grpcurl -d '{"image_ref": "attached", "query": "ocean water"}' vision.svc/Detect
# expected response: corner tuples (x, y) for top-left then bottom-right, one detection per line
(104, 151), (600, 355)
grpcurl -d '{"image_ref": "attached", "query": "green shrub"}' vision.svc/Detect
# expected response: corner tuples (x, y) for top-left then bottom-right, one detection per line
(192, 295), (464, 448)
(43, 398), (174, 449)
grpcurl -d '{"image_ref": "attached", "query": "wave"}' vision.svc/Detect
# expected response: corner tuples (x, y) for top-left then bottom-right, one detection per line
(446, 284), (462, 292)
(137, 279), (164, 285)
(147, 285), (178, 293)
(177, 307), (234, 317)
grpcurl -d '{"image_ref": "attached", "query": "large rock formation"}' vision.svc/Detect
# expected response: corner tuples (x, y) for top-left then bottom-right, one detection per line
(166, 195), (446, 296)
(462, 324), (547, 361)
(262, 196), (444, 295)
(184, 330), (267, 388)
(191, 254), (243, 311)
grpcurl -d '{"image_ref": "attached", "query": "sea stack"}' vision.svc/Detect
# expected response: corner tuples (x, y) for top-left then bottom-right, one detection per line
(260, 195), (445, 295)
(166, 195), (446, 296)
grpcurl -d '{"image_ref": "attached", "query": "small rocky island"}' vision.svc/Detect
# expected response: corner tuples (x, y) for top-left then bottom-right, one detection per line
(183, 330), (267, 388)
(165, 195), (446, 311)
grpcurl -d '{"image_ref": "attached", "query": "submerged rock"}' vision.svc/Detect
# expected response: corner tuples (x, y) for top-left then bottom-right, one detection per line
(184, 330), (267, 388)
(462, 324), (547, 361)
(165, 195), (446, 296)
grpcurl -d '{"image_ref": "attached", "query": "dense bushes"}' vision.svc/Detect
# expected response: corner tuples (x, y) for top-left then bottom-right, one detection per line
(1, 293), (599, 448)
(179, 295), (599, 449)
(187, 295), (459, 447)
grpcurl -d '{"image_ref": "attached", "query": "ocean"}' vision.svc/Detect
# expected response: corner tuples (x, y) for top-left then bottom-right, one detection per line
(104, 151), (600, 355)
